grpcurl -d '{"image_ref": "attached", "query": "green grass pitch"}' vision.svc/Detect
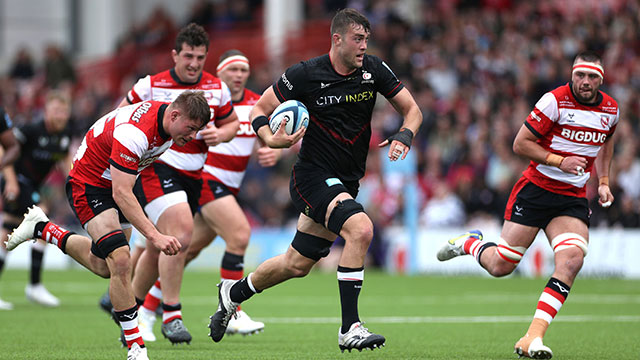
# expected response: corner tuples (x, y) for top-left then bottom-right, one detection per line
(0, 269), (638, 359)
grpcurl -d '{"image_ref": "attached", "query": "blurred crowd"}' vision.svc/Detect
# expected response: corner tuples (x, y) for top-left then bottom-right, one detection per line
(2, 0), (640, 237)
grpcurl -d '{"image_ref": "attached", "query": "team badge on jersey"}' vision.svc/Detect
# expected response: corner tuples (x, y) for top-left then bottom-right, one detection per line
(601, 116), (609, 128)
(361, 70), (374, 84)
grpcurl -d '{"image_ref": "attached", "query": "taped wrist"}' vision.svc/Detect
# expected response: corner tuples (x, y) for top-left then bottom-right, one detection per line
(545, 153), (564, 168)
(252, 115), (269, 134)
(387, 127), (414, 148)
(598, 176), (609, 186)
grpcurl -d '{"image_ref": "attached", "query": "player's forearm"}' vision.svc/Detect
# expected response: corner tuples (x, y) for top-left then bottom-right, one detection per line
(217, 118), (240, 142)
(594, 138), (614, 178)
(2, 165), (18, 185)
(399, 105), (422, 136)
(0, 144), (20, 170)
(513, 139), (551, 165)
(112, 186), (158, 240)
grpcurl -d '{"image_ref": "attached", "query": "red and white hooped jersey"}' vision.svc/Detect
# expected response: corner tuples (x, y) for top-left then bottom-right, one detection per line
(523, 83), (619, 197)
(70, 101), (173, 188)
(126, 69), (234, 179)
(203, 88), (260, 194)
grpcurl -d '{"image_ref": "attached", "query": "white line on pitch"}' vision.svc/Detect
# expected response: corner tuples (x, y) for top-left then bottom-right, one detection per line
(256, 315), (640, 324)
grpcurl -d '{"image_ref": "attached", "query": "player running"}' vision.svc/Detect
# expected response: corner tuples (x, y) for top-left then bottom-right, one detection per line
(136, 50), (275, 340)
(5, 91), (210, 360)
(208, 8), (422, 352)
(437, 51), (617, 359)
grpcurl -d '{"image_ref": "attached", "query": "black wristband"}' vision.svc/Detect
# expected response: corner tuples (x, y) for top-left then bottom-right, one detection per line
(387, 127), (414, 148)
(252, 115), (269, 134)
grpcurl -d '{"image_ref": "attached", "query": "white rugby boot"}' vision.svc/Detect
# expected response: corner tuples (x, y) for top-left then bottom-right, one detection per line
(6, 206), (48, 251)
(436, 229), (483, 261)
(126, 343), (148, 360)
(137, 307), (157, 342)
(25, 283), (60, 307)
(515, 335), (553, 359)
(226, 310), (264, 335)
(0, 296), (13, 310)
(208, 280), (239, 342)
(338, 322), (385, 352)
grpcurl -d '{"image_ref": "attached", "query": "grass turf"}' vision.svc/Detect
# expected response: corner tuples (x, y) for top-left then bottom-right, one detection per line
(0, 269), (638, 359)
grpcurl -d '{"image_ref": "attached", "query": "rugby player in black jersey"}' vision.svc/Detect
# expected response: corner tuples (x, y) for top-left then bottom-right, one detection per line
(208, 8), (422, 352)
(0, 105), (20, 310)
(0, 91), (73, 309)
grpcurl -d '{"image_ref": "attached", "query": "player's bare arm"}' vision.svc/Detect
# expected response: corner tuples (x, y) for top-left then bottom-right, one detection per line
(594, 135), (615, 207)
(110, 165), (181, 255)
(256, 145), (281, 167)
(1, 165), (19, 201)
(250, 87), (305, 148)
(201, 110), (240, 146)
(0, 128), (20, 170)
(378, 87), (422, 161)
(513, 124), (587, 175)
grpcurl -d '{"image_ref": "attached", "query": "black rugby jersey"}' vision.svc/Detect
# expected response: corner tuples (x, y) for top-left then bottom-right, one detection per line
(273, 54), (404, 182)
(13, 119), (72, 187)
(0, 107), (12, 133)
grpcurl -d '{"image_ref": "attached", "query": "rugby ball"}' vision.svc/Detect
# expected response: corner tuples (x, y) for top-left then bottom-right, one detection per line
(269, 100), (309, 135)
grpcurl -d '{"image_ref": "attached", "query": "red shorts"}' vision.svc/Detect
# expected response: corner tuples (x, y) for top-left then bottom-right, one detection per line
(199, 174), (235, 207)
(65, 177), (129, 227)
(134, 162), (202, 223)
(504, 176), (590, 228)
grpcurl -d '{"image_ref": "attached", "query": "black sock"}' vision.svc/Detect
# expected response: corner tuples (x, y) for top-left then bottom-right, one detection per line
(229, 277), (259, 303)
(0, 249), (6, 280)
(338, 266), (364, 334)
(161, 302), (181, 312)
(114, 305), (138, 323)
(135, 297), (145, 307)
(34, 222), (47, 239)
(221, 251), (244, 273)
(30, 245), (44, 285)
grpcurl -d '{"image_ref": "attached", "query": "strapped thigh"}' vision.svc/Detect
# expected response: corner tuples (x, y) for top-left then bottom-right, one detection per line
(550, 232), (588, 257)
(327, 199), (364, 235)
(291, 231), (333, 261)
(92, 229), (129, 260)
(496, 238), (528, 264)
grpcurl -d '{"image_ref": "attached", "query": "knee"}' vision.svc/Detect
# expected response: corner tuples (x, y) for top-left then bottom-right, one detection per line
(486, 260), (517, 278)
(96, 265), (111, 279)
(345, 222), (373, 246)
(286, 260), (312, 278)
(557, 248), (584, 275)
(228, 226), (250, 252)
(108, 249), (131, 278)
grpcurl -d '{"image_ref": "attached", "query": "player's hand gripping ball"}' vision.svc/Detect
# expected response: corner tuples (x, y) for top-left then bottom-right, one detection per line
(269, 100), (309, 135)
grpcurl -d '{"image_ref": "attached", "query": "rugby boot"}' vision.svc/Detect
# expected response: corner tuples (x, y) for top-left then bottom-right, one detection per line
(515, 334), (553, 359)
(338, 322), (386, 353)
(436, 229), (483, 261)
(208, 280), (239, 342)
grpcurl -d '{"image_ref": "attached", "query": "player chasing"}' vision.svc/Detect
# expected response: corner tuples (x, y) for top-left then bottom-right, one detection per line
(5, 91), (211, 360)
(119, 23), (239, 346)
(437, 51), (617, 359)
(207, 8), (422, 352)
(135, 49), (275, 341)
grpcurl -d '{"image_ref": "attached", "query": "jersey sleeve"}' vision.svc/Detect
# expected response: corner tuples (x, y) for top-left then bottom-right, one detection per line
(0, 107), (11, 133)
(126, 75), (152, 104)
(108, 124), (148, 174)
(607, 108), (620, 139)
(372, 57), (404, 98)
(213, 81), (234, 123)
(525, 92), (558, 138)
(272, 62), (306, 103)
(13, 123), (34, 145)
